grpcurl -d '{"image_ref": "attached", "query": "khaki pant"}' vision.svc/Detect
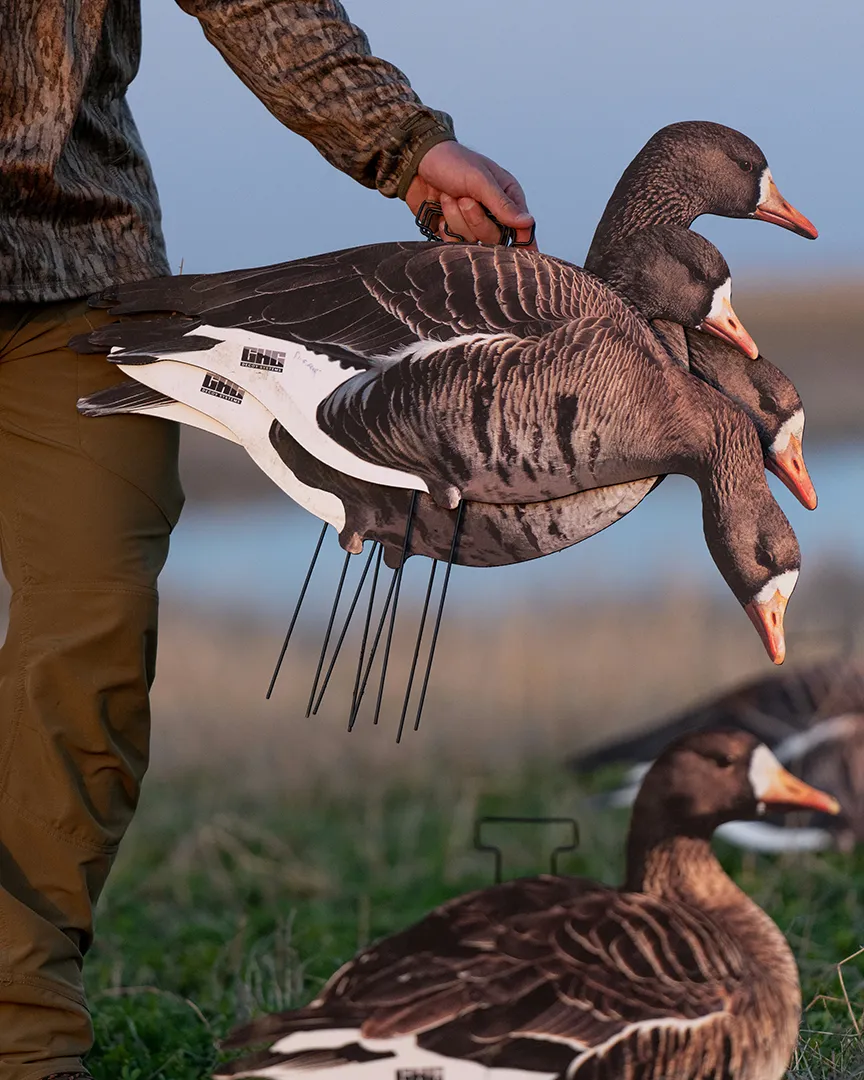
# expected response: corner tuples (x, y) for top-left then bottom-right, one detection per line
(0, 300), (184, 1079)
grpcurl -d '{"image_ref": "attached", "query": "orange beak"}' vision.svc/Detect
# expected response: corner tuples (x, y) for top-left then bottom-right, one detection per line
(700, 295), (759, 360)
(752, 176), (818, 240)
(744, 590), (789, 664)
(759, 763), (841, 816)
(766, 434), (818, 510)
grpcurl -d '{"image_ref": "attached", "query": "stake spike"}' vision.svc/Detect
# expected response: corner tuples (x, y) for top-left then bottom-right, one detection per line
(414, 500), (464, 731)
(306, 549), (351, 717)
(266, 522), (327, 699)
(372, 491), (418, 727)
(348, 544), (383, 728)
(395, 559), (438, 743)
(312, 542), (377, 715)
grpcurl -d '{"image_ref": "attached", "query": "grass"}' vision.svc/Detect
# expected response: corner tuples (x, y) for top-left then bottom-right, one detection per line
(83, 759), (864, 1080)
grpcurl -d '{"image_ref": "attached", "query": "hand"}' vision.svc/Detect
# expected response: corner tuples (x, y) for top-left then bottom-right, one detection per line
(405, 141), (536, 249)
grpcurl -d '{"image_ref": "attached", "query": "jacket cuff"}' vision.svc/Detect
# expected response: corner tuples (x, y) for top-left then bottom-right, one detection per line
(383, 109), (456, 200)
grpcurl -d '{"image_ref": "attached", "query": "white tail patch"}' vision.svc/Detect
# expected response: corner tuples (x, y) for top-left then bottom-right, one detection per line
(753, 570), (799, 606)
(768, 409), (805, 457)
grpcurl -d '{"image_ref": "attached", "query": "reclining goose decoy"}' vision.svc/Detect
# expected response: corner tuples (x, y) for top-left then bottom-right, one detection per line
(214, 729), (839, 1080)
(77, 226), (802, 665)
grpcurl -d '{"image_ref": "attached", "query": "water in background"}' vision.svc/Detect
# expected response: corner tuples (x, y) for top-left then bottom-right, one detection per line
(163, 442), (862, 620)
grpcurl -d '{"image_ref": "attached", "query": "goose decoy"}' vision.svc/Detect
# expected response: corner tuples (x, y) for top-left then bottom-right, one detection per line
(570, 658), (864, 852)
(77, 226), (801, 663)
(584, 119), (818, 511)
(585, 120), (818, 272)
(214, 729), (839, 1080)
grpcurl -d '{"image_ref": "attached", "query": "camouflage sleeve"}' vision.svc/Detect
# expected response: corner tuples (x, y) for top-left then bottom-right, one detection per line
(175, 0), (456, 198)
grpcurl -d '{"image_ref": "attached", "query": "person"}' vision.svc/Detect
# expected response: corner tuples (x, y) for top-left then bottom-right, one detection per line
(0, 3), (534, 1078)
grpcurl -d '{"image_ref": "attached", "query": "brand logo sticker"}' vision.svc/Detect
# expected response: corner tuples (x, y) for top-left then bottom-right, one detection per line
(200, 372), (244, 403)
(240, 346), (285, 372)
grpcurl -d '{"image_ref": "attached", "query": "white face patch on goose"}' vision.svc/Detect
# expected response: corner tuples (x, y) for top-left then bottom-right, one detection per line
(706, 277), (732, 322)
(753, 569), (799, 605)
(748, 744), (783, 801)
(768, 409), (805, 456)
(758, 167), (774, 208)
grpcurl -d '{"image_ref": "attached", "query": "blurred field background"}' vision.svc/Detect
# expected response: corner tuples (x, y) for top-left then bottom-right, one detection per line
(5, 0), (864, 1075)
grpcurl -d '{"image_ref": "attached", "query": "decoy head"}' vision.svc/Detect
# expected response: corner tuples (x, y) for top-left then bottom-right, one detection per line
(635, 729), (840, 836)
(599, 224), (759, 358)
(624, 121), (818, 238)
(686, 335), (818, 510)
(764, 409), (818, 511)
(700, 457), (801, 665)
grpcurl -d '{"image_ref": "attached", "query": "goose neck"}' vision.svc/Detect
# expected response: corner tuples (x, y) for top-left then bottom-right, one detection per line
(625, 831), (743, 910)
(586, 159), (703, 271)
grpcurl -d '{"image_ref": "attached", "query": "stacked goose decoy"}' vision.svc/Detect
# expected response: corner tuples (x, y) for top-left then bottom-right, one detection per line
(212, 729), (840, 1080)
(74, 121), (818, 683)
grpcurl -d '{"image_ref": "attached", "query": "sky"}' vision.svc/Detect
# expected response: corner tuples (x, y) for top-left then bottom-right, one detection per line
(133, 1), (863, 280)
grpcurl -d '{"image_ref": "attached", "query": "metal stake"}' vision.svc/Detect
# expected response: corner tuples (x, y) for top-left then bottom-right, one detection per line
(413, 500), (464, 731)
(266, 522), (327, 699)
(395, 560), (438, 743)
(312, 542), (377, 716)
(372, 491), (418, 727)
(306, 549), (352, 717)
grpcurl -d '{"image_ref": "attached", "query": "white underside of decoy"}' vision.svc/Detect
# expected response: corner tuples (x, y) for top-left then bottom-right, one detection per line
(110, 324), (430, 494)
(222, 1012), (732, 1079)
(129, 398), (242, 444)
(115, 359), (346, 530)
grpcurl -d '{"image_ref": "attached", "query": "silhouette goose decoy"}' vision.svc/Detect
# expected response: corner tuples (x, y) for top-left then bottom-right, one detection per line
(570, 657), (864, 852)
(214, 729), (839, 1080)
(77, 225), (802, 663)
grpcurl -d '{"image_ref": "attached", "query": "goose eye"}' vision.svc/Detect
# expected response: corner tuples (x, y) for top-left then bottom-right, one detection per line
(737, 159), (754, 173)
(714, 754), (735, 769)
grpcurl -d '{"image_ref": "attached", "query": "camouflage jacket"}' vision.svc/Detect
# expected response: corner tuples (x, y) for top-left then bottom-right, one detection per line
(0, 0), (454, 303)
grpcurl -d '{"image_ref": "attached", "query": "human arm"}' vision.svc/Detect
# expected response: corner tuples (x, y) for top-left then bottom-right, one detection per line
(175, 0), (535, 246)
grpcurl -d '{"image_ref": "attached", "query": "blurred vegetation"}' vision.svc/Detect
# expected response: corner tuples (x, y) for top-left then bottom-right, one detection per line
(84, 760), (864, 1078)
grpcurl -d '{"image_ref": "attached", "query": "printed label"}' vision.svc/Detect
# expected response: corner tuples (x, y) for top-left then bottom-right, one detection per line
(240, 345), (286, 372)
(200, 372), (244, 404)
(396, 1071), (443, 1080)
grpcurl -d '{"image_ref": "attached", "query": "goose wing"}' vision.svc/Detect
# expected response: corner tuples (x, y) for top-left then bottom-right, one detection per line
(89, 242), (648, 354)
(79, 244), (662, 507)
(222, 885), (744, 1077)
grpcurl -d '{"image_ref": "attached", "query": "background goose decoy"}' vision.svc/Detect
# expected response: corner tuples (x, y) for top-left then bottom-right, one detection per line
(570, 656), (864, 853)
(214, 730), (839, 1080)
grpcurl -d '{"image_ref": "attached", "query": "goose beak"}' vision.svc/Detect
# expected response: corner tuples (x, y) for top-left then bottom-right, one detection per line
(758, 763), (841, 816)
(744, 590), (789, 664)
(699, 294), (759, 360)
(752, 174), (819, 240)
(766, 434), (818, 510)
